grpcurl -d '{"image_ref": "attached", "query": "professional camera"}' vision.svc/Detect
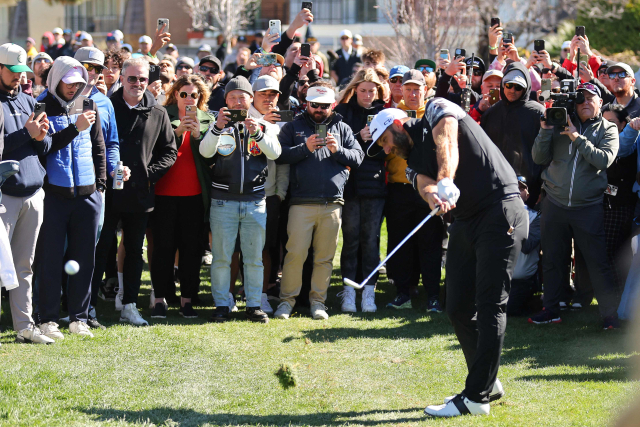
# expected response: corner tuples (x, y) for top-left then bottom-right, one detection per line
(542, 79), (585, 127)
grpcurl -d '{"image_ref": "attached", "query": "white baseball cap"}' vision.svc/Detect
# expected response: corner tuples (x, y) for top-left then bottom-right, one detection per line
(482, 69), (503, 82)
(0, 43), (32, 73)
(61, 66), (86, 85)
(113, 30), (124, 41)
(354, 34), (363, 46)
(368, 108), (408, 155)
(139, 35), (152, 45)
(561, 41), (571, 50)
(502, 69), (527, 88)
(79, 32), (93, 42)
(52, 27), (63, 35)
(340, 30), (353, 39)
(305, 86), (335, 104)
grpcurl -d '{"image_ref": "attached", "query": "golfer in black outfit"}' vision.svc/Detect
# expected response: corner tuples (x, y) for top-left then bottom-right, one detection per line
(369, 99), (528, 417)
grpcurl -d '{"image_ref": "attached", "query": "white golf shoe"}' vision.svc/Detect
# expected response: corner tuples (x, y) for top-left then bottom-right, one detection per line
(39, 322), (64, 341)
(310, 302), (329, 320)
(361, 285), (377, 312)
(444, 379), (504, 404)
(338, 286), (356, 312)
(16, 324), (55, 344)
(424, 394), (489, 417)
(120, 303), (149, 326)
(69, 321), (94, 338)
(274, 301), (293, 319)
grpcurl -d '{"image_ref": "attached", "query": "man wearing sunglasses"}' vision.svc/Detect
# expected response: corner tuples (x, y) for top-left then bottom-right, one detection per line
(331, 30), (361, 85)
(607, 62), (640, 119)
(385, 65), (409, 108)
(197, 55), (226, 112)
(93, 57), (177, 328)
(480, 62), (544, 208)
(274, 81), (363, 320)
(532, 83), (620, 329)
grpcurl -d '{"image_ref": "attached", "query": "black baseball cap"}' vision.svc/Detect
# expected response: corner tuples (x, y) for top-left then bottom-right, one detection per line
(198, 55), (221, 70)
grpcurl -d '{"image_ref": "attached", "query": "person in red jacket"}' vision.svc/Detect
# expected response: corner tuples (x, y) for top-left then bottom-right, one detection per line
(468, 70), (503, 124)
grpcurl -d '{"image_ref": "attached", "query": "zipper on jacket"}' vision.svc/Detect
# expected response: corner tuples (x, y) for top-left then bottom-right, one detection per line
(239, 125), (245, 194)
(67, 111), (78, 197)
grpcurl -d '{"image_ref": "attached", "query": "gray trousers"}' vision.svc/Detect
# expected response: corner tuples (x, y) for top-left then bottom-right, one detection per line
(0, 189), (44, 331)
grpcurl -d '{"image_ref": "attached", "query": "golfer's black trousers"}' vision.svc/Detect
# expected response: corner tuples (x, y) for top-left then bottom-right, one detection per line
(445, 195), (528, 404)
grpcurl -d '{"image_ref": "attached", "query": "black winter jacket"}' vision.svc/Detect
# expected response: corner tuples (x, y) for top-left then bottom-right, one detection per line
(334, 97), (386, 199)
(481, 61), (545, 207)
(276, 112), (364, 204)
(108, 88), (177, 212)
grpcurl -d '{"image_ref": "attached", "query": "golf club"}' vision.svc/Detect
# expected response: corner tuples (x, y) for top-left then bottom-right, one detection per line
(344, 206), (440, 290)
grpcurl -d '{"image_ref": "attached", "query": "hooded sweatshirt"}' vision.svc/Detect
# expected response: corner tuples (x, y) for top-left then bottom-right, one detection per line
(481, 62), (546, 207)
(37, 56), (106, 197)
(0, 85), (53, 197)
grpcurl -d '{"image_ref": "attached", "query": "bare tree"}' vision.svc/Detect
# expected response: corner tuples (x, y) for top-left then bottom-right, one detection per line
(183, 0), (259, 54)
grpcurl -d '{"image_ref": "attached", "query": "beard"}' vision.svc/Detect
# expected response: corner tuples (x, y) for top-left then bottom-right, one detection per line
(389, 126), (413, 159)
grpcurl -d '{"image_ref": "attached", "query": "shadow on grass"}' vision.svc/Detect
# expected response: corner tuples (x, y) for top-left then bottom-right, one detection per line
(78, 406), (425, 427)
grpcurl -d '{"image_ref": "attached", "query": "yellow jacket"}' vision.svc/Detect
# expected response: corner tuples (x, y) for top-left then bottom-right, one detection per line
(385, 101), (425, 184)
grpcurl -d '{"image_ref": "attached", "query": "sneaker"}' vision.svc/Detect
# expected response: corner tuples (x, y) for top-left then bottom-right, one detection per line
(39, 322), (64, 341)
(202, 250), (213, 266)
(229, 292), (238, 312)
(387, 293), (412, 309)
(528, 308), (561, 324)
(260, 293), (274, 314)
(603, 315), (620, 330)
(115, 292), (123, 311)
(210, 306), (230, 322)
(559, 301), (569, 311)
(361, 285), (377, 312)
(119, 303), (149, 326)
(571, 302), (584, 310)
(98, 279), (117, 302)
(247, 306), (269, 323)
(179, 303), (198, 319)
(424, 394), (490, 417)
(427, 297), (443, 313)
(274, 301), (293, 319)
(338, 286), (357, 312)
(16, 324), (54, 344)
(445, 379), (504, 404)
(69, 321), (94, 337)
(151, 302), (167, 319)
(310, 302), (329, 320)
(87, 315), (106, 330)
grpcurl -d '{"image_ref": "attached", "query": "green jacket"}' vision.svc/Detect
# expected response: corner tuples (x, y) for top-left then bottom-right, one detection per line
(165, 104), (215, 221)
(532, 114), (619, 208)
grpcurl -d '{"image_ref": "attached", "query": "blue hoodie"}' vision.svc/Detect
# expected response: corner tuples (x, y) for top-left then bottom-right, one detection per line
(88, 85), (119, 176)
(0, 85), (52, 197)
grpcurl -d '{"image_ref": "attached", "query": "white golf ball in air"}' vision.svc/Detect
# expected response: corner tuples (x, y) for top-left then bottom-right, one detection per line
(64, 260), (80, 275)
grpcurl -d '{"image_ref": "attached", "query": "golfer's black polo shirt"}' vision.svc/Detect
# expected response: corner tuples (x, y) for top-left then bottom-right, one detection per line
(406, 98), (519, 220)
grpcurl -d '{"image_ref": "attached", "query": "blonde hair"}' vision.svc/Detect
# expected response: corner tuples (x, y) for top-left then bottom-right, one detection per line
(338, 68), (387, 104)
(163, 74), (211, 111)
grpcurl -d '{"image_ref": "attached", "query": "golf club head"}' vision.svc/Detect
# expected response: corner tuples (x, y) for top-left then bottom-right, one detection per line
(343, 278), (365, 289)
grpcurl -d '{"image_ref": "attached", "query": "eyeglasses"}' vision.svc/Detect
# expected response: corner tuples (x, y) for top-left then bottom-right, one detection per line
(389, 77), (402, 84)
(126, 76), (149, 84)
(340, 36), (350, 40)
(298, 79), (310, 86)
(418, 66), (434, 73)
(34, 58), (52, 64)
(199, 65), (219, 74)
(177, 65), (192, 70)
(608, 71), (628, 79)
(83, 63), (104, 74)
(310, 102), (331, 109)
(504, 83), (524, 91)
(179, 92), (199, 99)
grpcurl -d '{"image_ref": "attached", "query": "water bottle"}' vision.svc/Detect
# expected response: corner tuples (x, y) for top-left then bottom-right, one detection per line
(113, 161), (124, 190)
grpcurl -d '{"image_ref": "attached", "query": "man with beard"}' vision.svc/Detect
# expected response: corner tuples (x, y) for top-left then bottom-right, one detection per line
(198, 55), (226, 112)
(158, 57), (176, 94)
(606, 62), (640, 118)
(369, 98), (528, 417)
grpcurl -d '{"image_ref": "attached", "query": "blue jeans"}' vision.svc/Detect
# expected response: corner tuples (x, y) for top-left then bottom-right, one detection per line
(210, 198), (266, 308)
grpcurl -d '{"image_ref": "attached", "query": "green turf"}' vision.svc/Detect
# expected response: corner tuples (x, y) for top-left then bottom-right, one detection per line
(0, 225), (638, 426)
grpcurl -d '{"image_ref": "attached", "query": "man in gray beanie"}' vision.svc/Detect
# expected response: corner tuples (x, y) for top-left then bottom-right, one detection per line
(200, 76), (282, 323)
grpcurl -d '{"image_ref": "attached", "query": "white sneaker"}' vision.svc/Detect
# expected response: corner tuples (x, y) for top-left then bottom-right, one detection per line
(444, 379), (504, 403)
(39, 322), (64, 340)
(69, 321), (94, 338)
(361, 285), (377, 312)
(260, 293), (273, 314)
(338, 286), (357, 312)
(425, 395), (490, 417)
(229, 292), (238, 312)
(274, 301), (293, 319)
(120, 303), (149, 326)
(16, 324), (54, 344)
(202, 250), (213, 266)
(311, 302), (329, 320)
(115, 292), (123, 311)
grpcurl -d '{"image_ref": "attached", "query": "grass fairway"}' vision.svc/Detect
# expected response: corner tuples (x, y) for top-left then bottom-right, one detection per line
(1, 227), (639, 426)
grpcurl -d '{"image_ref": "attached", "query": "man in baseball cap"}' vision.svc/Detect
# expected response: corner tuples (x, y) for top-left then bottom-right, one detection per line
(606, 62), (640, 117)
(464, 57), (486, 92)
(387, 65), (409, 107)
(332, 29), (360, 84)
(0, 43), (32, 73)
(176, 57), (195, 77)
(197, 55), (226, 112)
(400, 69), (426, 116)
(138, 36), (152, 55)
(79, 32), (93, 48)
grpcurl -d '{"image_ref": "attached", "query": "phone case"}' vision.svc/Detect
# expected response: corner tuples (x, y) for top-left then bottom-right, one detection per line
(269, 21), (281, 43)
(301, 44), (311, 57)
(158, 19), (169, 33)
(302, 2), (313, 11)
(278, 111), (294, 122)
(229, 110), (248, 122)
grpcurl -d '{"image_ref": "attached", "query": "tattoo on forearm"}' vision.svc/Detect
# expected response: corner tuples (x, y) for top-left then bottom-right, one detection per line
(434, 118), (459, 182)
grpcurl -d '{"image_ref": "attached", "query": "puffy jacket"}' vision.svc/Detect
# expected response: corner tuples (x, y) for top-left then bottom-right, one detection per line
(334, 97), (386, 199)
(88, 86), (119, 176)
(199, 113), (281, 201)
(276, 111), (364, 204)
(532, 114), (619, 207)
(38, 56), (106, 197)
(481, 61), (545, 207)
(0, 86), (52, 197)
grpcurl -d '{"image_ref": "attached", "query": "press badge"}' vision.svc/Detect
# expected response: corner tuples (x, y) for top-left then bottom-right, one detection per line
(605, 184), (618, 196)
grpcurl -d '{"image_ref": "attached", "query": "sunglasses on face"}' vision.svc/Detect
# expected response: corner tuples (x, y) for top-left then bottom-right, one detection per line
(504, 83), (524, 91)
(341, 36), (350, 40)
(472, 69), (483, 77)
(177, 65), (192, 71)
(298, 79), (310, 86)
(418, 66), (434, 73)
(35, 58), (52, 64)
(126, 76), (149, 84)
(198, 65), (219, 74)
(389, 77), (402, 84)
(310, 102), (331, 109)
(83, 63), (104, 74)
(608, 71), (628, 79)
(179, 91), (199, 99)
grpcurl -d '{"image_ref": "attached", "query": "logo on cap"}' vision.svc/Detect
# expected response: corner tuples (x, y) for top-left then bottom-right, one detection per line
(17, 52), (24, 64)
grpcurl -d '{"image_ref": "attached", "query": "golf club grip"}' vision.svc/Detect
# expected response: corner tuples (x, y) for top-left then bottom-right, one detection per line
(362, 207), (440, 286)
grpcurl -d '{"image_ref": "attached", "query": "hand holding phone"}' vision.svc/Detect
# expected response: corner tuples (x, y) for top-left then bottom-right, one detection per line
(301, 43), (311, 58)
(157, 18), (170, 34)
(269, 20), (282, 43)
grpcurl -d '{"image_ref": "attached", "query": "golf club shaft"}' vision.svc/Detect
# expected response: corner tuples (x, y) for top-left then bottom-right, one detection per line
(360, 207), (440, 287)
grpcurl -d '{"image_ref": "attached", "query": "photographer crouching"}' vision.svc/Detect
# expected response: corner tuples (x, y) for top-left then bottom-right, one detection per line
(531, 82), (620, 328)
